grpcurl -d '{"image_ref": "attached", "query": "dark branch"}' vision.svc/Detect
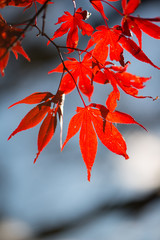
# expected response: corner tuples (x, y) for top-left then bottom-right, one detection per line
(35, 188), (160, 239)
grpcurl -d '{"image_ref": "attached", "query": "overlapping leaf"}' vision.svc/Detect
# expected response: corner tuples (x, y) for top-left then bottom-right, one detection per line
(34, 110), (57, 163)
(49, 53), (94, 100)
(119, 36), (160, 69)
(93, 64), (151, 111)
(8, 103), (51, 140)
(8, 91), (63, 163)
(86, 23), (160, 69)
(86, 25), (124, 65)
(48, 8), (94, 53)
(62, 104), (145, 181)
(121, 0), (160, 48)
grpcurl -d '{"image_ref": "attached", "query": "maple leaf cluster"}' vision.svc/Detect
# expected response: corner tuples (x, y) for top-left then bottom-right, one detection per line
(0, 14), (30, 76)
(2, 0), (160, 180)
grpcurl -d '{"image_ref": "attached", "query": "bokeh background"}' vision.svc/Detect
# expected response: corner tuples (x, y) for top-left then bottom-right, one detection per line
(0, 0), (160, 239)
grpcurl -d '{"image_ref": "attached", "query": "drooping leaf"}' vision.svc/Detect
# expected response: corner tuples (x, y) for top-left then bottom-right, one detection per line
(79, 108), (98, 181)
(62, 104), (145, 180)
(8, 103), (50, 140)
(8, 91), (64, 164)
(34, 110), (57, 163)
(122, 16), (160, 48)
(62, 107), (97, 181)
(121, 0), (160, 48)
(119, 36), (160, 69)
(61, 108), (83, 150)
(89, 107), (129, 159)
(9, 92), (54, 108)
(12, 41), (30, 61)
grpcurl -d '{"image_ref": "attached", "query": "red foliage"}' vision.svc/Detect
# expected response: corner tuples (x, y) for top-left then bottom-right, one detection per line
(121, 0), (160, 48)
(8, 92), (64, 163)
(4, 0), (160, 180)
(0, 15), (30, 76)
(62, 104), (146, 181)
(48, 7), (94, 53)
(49, 53), (94, 100)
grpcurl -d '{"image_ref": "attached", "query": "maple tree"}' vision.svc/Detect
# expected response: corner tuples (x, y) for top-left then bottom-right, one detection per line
(1, 0), (160, 181)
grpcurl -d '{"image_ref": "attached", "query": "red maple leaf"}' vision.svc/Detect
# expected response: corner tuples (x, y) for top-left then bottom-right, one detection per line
(8, 91), (63, 163)
(86, 23), (160, 69)
(0, 15), (30, 76)
(86, 25), (124, 65)
(93, 63), (151, 111)
(49, 53), (94, 101)
(119, 35), (160, 69)
(121, 0), (160, 48)
(62, 104), (145, 181)
(48, 7), (94, 53)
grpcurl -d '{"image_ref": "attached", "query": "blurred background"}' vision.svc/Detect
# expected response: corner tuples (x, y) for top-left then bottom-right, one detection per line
(0, 0), (160, 239)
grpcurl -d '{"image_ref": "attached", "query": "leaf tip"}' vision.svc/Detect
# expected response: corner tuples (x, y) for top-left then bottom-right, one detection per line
(137, 122), (147, 132)
(61, 143), (65, 152)
(125, 153), (129, 160)
(8, 103), (15, 109)
(34, 153), (39, 164)
(7, 135), (12, 141)
(87, 169), (91, 182)
(8, 131), (16, 140)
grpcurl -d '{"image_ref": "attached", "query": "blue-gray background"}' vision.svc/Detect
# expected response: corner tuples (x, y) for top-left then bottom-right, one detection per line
(0, 0), (160, 239)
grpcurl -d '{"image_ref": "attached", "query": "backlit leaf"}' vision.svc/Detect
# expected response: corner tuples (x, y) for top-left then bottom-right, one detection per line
(62, 104), (145, 180)
(122, 0), (140, 15)
(49, 8), (94, 53)
(90, 0), (108, 20)
(49, 54), (94, 100)
(34, 111), (57, 163)
(9, 92), (54, 108)
(8, 104), (50, 140)
(119, 36), (160, 69)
